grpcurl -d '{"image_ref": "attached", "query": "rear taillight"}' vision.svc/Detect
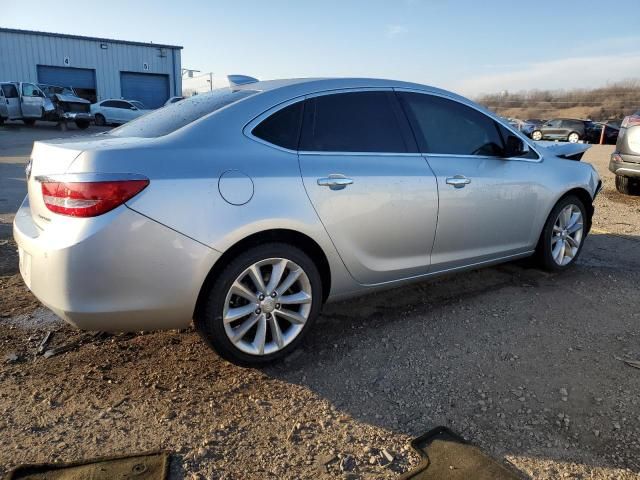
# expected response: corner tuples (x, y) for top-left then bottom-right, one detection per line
(41, 179), (149, 217)
(621, 115), (640, 129)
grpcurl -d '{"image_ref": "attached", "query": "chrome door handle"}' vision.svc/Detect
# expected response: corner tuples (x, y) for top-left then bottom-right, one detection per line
(317, 174), (354, 190)
(446, 175), (471, 188)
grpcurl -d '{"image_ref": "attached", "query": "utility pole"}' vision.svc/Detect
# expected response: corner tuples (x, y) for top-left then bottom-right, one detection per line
(209, 73), (213, 91)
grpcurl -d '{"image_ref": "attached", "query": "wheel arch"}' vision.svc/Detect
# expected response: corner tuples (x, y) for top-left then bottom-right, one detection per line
(538, 187), (594, 249)
(193, 228), (332, 319)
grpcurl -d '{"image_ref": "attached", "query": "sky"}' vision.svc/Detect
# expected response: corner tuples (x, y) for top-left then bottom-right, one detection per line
(5, 0), (640, 97)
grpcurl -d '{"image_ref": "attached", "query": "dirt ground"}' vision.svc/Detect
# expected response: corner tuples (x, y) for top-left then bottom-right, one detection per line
(1, 125), (639, 479)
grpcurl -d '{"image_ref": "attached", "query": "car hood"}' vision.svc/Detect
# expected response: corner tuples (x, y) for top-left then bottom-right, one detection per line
(53, 94), (90, 104)
(533, 141), (591, 160)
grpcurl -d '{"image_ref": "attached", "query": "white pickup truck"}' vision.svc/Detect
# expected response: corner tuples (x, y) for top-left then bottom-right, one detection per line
(0, 81), (93, 129)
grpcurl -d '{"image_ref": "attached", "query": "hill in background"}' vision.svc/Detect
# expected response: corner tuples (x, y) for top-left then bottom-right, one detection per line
(475, 79), (640, 121)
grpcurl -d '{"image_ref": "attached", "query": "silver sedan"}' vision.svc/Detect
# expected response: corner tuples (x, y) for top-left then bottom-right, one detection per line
(14, 78), (601, 365)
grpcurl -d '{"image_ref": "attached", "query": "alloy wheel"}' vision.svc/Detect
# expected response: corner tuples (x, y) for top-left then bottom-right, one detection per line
(568, 132), (580, 143)
(551, 204), (583, 266)
(223, 258), (312, 355)
(532, 131), (542, 141)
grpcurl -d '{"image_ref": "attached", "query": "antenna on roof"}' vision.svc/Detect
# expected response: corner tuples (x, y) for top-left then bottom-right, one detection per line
(227, 75), (259, 87)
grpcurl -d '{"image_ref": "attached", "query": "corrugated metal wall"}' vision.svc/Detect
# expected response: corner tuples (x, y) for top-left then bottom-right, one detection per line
(0, 30), (182, 103)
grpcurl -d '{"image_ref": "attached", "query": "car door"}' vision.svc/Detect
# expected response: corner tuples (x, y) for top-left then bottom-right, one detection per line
(99, 101), (117, 123)
(2, 84), (21, 119)
(297, 89), (439, 285)
(396, 90), (543, 271)
(542, 119), (563, 139)
(0, 87), (7, 119)
(19, 83), (45, 118)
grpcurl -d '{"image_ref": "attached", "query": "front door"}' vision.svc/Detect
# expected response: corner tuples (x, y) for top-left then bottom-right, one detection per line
(396, 90), (543, 271)
(297, 90), (439, 285)
(20, 83), (45, 118)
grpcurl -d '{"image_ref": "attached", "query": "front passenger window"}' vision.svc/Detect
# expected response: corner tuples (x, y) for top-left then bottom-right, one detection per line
(397, 92), (504, 156)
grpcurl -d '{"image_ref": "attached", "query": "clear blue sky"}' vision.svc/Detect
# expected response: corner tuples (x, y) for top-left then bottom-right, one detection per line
(5, 0), (640, 96)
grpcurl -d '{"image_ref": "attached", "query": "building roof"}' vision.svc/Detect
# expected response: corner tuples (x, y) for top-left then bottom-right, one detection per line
(0, 27), (182, 50)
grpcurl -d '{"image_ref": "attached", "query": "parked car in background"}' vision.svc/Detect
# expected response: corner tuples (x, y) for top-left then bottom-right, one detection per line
(610, 112), (640, 195)
(530, 118), (590, 143)
(91, 99), (150, 126)
(164, 96), (184, 105)
(13, 77), (601, 365)
(585, 122), (620, 145)
(0, 81), (92, 128)
(37, 84), (92, 129)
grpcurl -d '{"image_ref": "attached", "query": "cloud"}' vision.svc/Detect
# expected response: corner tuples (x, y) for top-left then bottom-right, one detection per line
(385, 24), (408, 39)
(453, 53), (640, 96)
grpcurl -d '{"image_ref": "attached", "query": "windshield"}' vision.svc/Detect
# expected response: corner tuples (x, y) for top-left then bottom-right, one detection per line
(38, 85), (76, 98)
(108, 88), (259, 138)
(131, 101), (146, 110)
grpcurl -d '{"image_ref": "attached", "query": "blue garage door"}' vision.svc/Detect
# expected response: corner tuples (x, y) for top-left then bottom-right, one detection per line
(120, 72), (169, 109)
(37, 65), (96, 89)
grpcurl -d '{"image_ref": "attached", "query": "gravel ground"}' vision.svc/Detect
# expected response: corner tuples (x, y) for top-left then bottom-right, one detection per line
(0, 127), (639, 479)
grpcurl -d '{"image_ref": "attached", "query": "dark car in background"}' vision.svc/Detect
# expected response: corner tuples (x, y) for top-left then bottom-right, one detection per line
(530, 118), (590, 143)
(585, 122), (620, 145)
(610, 112), (640, 195)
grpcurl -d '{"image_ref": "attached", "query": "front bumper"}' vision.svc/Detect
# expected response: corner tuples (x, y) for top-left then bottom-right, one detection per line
(609, 153), (640, 178)
(13, 197), (220, 331)
(60, 112), (93, 121)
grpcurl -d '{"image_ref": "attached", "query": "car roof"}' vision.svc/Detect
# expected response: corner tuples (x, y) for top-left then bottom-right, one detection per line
(234, 77), (465, 100)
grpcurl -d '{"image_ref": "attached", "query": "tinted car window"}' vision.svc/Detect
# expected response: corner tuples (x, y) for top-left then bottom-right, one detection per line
(101, 101), (116, 108)
(2, 84), (19, 98)
(546, 119), (561, 127)
(299, 91), (409, 153)
(22, 84), (40, 96)
(109, 88), (258, 138)
(252, 101), (304, 150)
(398, 92), (504, 156)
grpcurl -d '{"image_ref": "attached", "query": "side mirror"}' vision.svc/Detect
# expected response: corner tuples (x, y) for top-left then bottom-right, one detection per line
(503, 135), (528, 158)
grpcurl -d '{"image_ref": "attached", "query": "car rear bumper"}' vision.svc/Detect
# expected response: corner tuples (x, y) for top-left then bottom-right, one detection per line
(13, 197), (220, 331)
(609, 153), (640, 178)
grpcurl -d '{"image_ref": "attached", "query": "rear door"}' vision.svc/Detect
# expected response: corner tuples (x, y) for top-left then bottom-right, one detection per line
(542, 119), (563, 139)
(396, 90), (542, 270)
(297, 89), (439, 285)
(20, 83), (45, 118)
(2, 84), (21, 119)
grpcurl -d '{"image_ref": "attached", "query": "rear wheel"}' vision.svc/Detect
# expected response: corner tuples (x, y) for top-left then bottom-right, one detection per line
(615, 175), (640, 195)
(536, 195), (587, 271)
(23, 118), (36, 126)
(75, 120), (90, 130)
(94, 113), (106, 126)
(0, 116), (4, 125)
(195, 243), (323, 366)
(567, 132), (580, 143)
(531, 130), (543, 141)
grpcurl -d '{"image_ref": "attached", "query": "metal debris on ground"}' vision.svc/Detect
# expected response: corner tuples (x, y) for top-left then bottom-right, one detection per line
(36, 331), (53, 355)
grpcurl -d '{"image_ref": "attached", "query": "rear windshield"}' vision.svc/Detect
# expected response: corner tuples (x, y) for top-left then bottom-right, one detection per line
(107, 88), (258, 138)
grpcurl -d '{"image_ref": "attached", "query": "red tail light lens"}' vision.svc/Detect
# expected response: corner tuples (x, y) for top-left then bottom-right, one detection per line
(622, 115), (640, 129)
(41, 179), (149, 217)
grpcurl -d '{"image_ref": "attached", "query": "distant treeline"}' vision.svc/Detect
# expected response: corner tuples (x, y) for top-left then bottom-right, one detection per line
(475, 80), (640, 121)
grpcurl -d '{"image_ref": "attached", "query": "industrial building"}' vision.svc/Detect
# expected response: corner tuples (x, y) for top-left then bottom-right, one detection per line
(0, 28), (182, 108)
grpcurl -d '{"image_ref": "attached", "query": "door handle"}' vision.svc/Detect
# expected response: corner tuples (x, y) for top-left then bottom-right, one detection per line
(317, 174), (354, 190)
(445, 175), (471, 188)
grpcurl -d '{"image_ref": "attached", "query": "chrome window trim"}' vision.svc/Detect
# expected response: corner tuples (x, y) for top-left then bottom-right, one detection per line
(393, 87), (543, 163)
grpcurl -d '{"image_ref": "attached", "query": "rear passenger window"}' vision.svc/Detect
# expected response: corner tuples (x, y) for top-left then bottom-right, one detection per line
(1, 85), (18, 98)
(252, 101), (303, 150)
(299, 91), (409, 153)
(398, 92), (505, 156)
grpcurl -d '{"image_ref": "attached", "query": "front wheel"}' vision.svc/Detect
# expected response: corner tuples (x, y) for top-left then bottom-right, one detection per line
(75, 120), (90, 130)
(531, 130), (543, 141)
(94, 113), (106, 126)
(195, 243), (323, 366)
(23, 119), (36, 126)
(567, 132), (580, 143)
(536, 195), (587, 271)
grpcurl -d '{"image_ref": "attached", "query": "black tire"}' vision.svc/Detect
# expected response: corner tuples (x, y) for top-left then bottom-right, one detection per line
(0, 116), (4, 125)
(536, 195), (588, 271)
(75, 120), (90, 130)
(531, 130), (543, 141)
(23, 119), (36, 126)
(94, 114), (106, 126)
(195, 243), (323, 366)
(615, 175), (640, 196)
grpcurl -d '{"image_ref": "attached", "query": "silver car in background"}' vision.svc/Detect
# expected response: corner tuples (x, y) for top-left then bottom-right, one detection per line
(14, 78), (601, 365)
